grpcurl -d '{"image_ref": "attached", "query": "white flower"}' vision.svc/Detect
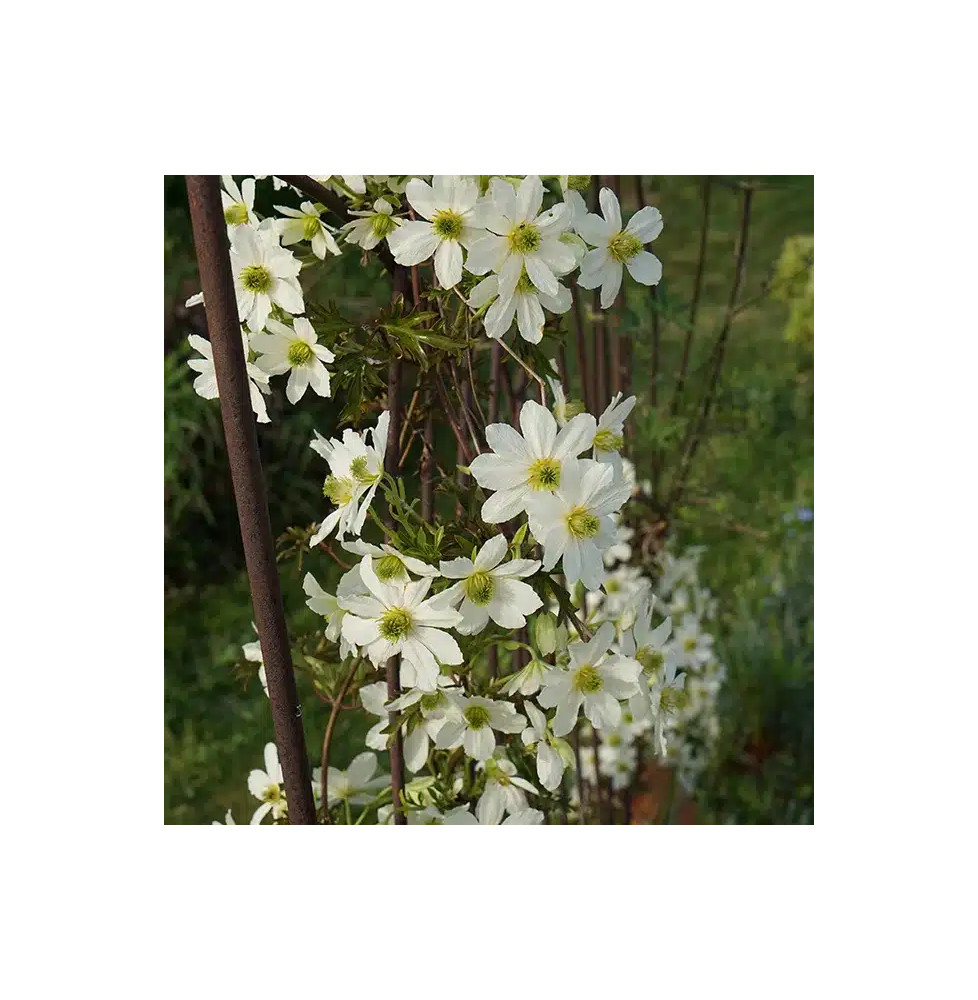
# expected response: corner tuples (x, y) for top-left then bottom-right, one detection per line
(274, 200), (341, 260)
(438, 534), (542, 635)
(598, 736), (638, 790)
(521, 702), (569, 791)
(327, 751), (388, 806)
(186, 331), (270, 423)
(309, 411), (389, 544)
(593, 392), (637, 475)
(387, 175), (484, 288)
(303, 571), (360, 660)
(340, 538), (439, 584)
(468, 399), (596, 523)
(221, 175), (257, 235)
(435, 694), (526, 761)
(385, 677), (464, 772)
(339, 555), (464, 691)
(500, 657), (549, 697)
(248, 743), (286, 824)
(464, 176), (575, 302)
(671, 615), (716, 669)
(229, 224), (304, 333)
(537, 622), (642, 736)
(343, 198), (402, 250)
(359, 680), (394, 753)
(577, 187), (663, 308)
(647, 655), (686, 756)
(474, 754), (538, 824)
(467, 270), (571, 344)
(546, 376), (586, 428)
(621, 604), (674, 721)
(603, 514), (634, 568)
(250, 317), (334, 404)
(525, 459), (632, 590)
(442, 805), (544, 825)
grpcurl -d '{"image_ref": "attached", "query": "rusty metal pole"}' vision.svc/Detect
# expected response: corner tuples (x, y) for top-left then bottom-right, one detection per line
(185, 175), (317, 825)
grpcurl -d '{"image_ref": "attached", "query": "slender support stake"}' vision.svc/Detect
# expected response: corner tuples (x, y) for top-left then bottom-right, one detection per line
(184, 175), (316, 825)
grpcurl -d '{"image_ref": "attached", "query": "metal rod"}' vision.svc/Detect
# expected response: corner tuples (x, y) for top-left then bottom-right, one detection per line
(184, 175), (316, 825)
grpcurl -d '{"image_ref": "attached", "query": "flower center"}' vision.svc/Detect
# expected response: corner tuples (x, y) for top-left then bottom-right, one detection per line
(464, 570), (495, 606)
(420, 692), (443, 712)
(593, 428), (624, 452)
(508, 222), (542, 255)
(240, 264), (272, 294)
(558, 399), (586, 421)
(637, 647), (664, 675)
(572, 665), (603, 694)
(659, 688), (685, 712)
(376, 554), (407, 581)
(566, 506), (600, 539)
(323, 475), (354, 506)
(527, 457), (561, 491)
(463, 705), (491, 730)
(261, 784), (282, 803)
(224, 204), (249, 225)
(607, 733), (622, 747)
(516, 268), (536, 295)
(287, 340), (314, 366)
(432, 209), (464, 241)
(378, 607), (413, 642)
(371, 213), (396, 238)
(608, 230), (643, 263)
(683, 638), (698, 652)
(350, 456), (378, 484)
(567, 175), (591, 192)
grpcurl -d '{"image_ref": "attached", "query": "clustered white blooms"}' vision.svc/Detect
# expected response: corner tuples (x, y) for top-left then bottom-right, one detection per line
(190, 177), (729, 827)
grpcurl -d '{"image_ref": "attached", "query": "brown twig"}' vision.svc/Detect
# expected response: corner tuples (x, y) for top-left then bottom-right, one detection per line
(320, 659), (360, 823)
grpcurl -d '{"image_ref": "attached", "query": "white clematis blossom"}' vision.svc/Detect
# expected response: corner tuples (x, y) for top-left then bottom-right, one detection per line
(464, 175), (575, 301)
(309, 411), (389, 544)
(326, 751), (388, 807)
(274, 200), (341, 260)
(537, 622), (642, 736)
(468, 399), (596, 523)
(435, 694), (526, 762)
(250, 317), (334, 404)
(229, 224), (304, 333)
(521, 702), (569, 791)
(186, 331), (270, 424)
(341, 538), (439, 584)
(442, 805), (544, 825)
(593, 392), (637, 475)
(386, 678), (464, 772)
(577, 187), (663, 308)
(438, 534), (542, 635)
(525, 459), (632, 590)
(343, 198), (402, 250)
(467, 270), (572, 344)
(303, 571), (361, 660)
(248, 743), (287, 824)
(221, 175), (257, 233)
(474, 754), (538, 825)
(387, 175), (485, 288)
(339, 556), (464, 691)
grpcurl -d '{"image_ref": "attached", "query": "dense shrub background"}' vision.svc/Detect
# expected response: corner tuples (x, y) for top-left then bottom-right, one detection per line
(163, 175), (813, 824)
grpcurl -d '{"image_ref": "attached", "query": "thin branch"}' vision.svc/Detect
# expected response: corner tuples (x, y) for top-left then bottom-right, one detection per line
(497, 337), (547, 405)
(320, 658), (360, 823)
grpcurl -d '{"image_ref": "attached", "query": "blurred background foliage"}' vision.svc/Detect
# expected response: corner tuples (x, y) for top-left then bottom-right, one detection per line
(163, 175), (813, 824)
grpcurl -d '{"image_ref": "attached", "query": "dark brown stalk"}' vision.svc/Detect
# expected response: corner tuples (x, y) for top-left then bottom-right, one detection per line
(571, 286), (590, 413)
(185, 176), (316, 825)
(670, 176), (713, 417)
(668, 184), (754, 513)
(320, 659), (359, 823)
(421, 410), (434, 521)
(385, 267), (411, 824)
(488, 341), (502, 425)
(572, 730), (586, 824)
